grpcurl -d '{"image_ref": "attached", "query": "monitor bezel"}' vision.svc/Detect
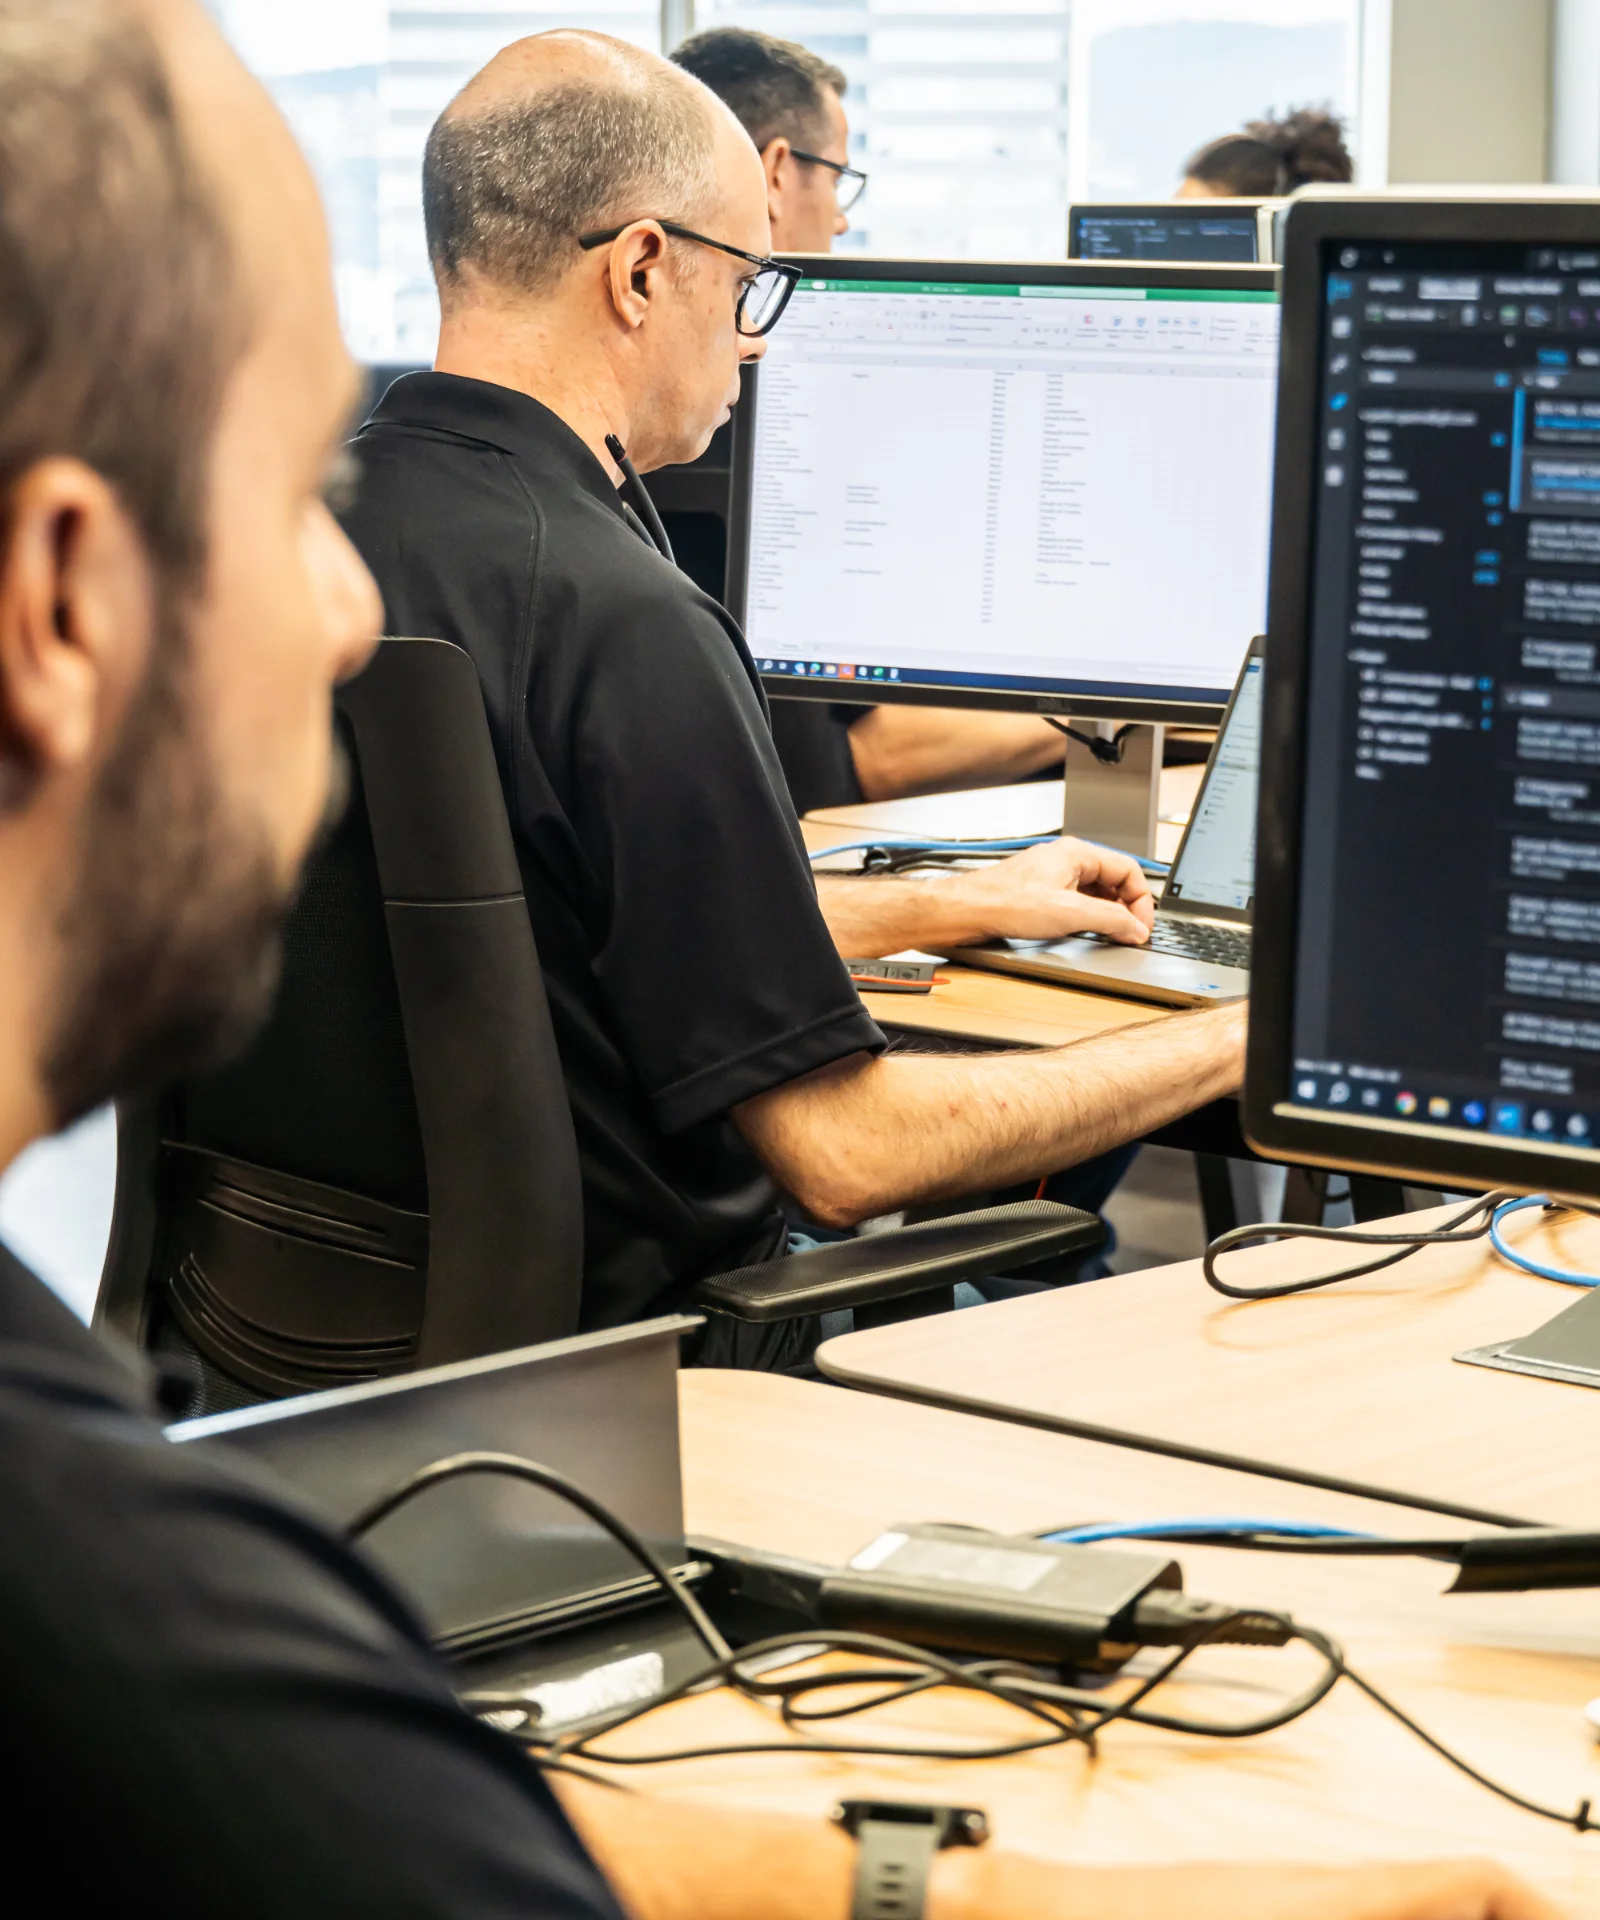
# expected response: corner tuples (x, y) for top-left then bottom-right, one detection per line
(1067, 200), (1265, 262)
(727, 255), (1280, 727)
(1244, 194), (1600, 1199)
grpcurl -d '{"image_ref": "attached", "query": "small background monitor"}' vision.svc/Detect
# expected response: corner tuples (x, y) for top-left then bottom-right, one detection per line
(1247, 193), (1600, 1200)
(1069, 201), (1265, 264)
(728, 256), (1280, 726)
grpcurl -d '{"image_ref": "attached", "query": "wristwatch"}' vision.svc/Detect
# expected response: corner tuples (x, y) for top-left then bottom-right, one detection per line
(830, 1799), (990, 1920)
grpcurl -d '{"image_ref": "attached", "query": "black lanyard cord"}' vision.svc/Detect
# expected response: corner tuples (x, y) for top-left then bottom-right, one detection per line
(604, 432), (676, 567)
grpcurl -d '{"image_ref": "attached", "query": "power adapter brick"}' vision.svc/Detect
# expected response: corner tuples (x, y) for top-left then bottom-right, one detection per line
(692, 1522), (1290, 1675)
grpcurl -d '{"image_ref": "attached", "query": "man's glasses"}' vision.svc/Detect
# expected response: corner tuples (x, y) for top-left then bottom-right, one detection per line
(789, 149), (869, 213)
(579, 220), (802, 336)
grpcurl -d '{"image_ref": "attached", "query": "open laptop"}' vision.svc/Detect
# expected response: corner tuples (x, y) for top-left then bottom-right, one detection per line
(955, 638), (1262, 1007)
(170, 1317), (706, 1707)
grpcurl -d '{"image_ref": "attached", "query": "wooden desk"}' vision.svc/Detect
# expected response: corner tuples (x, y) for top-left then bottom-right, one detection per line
(665, 1372), (1600, 1902)
(801, 781), (1193, 1052)
(816, 1203), (1600, 1529)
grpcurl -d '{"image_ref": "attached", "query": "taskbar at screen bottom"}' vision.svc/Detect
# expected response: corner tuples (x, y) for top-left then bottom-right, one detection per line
(1287, 1072), (1597, 1149)
(755, 656), (1233, 710)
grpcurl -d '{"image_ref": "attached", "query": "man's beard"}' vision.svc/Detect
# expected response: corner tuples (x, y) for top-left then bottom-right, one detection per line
(40, 602), (293, 1132)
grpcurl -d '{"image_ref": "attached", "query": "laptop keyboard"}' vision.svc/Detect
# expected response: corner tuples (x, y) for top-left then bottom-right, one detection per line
(1145, 916), (1251, 969)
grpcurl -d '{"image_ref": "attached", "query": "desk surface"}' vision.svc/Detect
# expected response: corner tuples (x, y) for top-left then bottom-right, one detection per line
(802, 778), (1198, 1050)
(672, 1372), (1600, 1902)
(816, 1203), (1600, 1529)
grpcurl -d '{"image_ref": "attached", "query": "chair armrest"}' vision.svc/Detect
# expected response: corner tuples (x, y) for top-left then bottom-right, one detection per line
(694, 1201), (1105, 1324)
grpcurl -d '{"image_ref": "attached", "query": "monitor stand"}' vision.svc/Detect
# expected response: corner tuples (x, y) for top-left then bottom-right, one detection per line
(1061, 722), (1164, 861)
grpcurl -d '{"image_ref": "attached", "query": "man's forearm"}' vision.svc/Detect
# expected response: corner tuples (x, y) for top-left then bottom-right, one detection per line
(848, 706), (1064, 802)
(735, 1002), (1244, 1228)
(556, 1782), (1557, 1920)
(817, 872), (1005, 956)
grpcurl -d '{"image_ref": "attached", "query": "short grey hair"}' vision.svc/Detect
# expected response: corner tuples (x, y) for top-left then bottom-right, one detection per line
(423, 72), (719, 296)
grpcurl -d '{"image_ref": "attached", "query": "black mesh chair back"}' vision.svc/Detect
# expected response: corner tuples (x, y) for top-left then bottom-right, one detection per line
(95, 637), (583, 1398)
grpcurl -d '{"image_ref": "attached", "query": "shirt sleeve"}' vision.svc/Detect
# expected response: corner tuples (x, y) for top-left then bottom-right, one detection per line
(0, 1350), (625, 1920)
(558, 566), (885, 1134)
(766, 699), (867, 814)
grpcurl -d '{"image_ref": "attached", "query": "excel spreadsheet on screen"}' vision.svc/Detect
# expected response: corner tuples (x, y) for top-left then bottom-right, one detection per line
(732, 263), (1280, 718)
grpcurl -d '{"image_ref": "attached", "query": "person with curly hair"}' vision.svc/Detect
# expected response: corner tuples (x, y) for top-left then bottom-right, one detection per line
(1179, 106), (1353, 197)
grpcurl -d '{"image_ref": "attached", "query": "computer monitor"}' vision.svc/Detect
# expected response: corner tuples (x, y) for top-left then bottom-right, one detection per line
(727, 257), (1280, 728)
(1247, 194), (1600, 1200)
(1068, 201), (1269, 264)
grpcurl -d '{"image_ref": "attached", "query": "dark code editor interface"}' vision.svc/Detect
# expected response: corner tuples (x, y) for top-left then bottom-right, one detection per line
(1289, 240), (1600, 1153)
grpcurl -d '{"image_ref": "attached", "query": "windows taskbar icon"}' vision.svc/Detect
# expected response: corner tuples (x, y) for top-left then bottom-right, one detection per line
(761, 660), (900, 680)
(1290, 1077), (1595, 1144)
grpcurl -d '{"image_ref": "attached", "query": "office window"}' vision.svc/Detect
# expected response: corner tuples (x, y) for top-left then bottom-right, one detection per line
(1069, 0), (1361, 201)
(213, 1), (1365, 359)
(694, 1), (1074, 260)
(210, 1), (659, 361)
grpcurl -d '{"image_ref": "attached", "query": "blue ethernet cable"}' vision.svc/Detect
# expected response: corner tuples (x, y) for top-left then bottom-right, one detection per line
(1489, 1194), (1600, 1287)
(1039, 1517), (1382, 1548)
(808, 834), (1171, 877)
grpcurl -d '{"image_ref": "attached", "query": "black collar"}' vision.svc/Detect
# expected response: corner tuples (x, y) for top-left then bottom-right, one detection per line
(362, 372), (627, 524)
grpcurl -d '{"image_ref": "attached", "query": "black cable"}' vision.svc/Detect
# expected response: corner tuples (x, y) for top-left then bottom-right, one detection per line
(1201, 1190), (1514, 1301)
(1334, 1651), (1593, 1832)
(1044, 718), (1137, 763)
(350, 1453), (1596, 1834)
(541, 1629), (1101, 1770)
(604, 432), (676, 566)
(861, 845), (1012, 875)
(529, 1615), (1596, 1834)
(344, 1450), (731, 1662)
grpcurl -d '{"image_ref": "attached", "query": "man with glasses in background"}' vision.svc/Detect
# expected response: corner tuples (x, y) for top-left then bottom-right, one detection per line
(343, 28), (1241, 1365)
(671, 24), (1069, 813)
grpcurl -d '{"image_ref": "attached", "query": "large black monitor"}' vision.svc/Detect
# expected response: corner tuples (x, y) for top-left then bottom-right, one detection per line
(1247, 194), (1600, 1200)
(729, 257), (1280, 727)
(1068, 201), (1268, 264)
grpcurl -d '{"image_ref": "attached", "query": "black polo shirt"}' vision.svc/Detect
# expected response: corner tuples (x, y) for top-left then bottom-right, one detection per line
(342, 374), (884, 1327)
(0, 1242), (621, 1918)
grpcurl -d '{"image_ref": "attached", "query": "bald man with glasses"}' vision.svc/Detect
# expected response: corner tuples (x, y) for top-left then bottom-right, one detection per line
(341, 28), (1241, 1364)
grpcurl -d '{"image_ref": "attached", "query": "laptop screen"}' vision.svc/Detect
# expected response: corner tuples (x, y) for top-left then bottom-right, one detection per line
(1163, 650), (1264, 916)
(171, 1319), (692, 1653)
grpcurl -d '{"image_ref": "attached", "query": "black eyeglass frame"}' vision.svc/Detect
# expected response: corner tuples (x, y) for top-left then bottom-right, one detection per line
(788, 148), (869, 212)
(578, 220), (802, 336)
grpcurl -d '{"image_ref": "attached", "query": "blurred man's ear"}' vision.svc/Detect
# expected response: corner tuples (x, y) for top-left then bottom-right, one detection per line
(0, 459), (154, 804)
(760, 135), (792, 211)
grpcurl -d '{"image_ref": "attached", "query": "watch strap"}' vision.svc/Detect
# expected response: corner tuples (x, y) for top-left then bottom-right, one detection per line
(849, 1813), (943, 1920)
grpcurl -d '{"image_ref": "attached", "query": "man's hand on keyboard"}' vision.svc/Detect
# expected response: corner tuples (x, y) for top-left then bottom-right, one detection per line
(953, 836), (1156, 945)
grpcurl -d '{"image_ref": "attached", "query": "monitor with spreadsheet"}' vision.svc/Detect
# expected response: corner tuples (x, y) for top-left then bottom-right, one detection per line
(726, 257), (1280, 725)
(1247, 194), (1600, 1197)
(1068, 201), (1267, 264)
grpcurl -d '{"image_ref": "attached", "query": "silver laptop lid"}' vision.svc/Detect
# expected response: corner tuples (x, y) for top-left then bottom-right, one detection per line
(169, 1316), (696, 1653)
(1160, 638), (1264, 927)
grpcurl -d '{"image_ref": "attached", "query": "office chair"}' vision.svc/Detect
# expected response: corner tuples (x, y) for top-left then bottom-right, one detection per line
(95, 638), (1101, 1406)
